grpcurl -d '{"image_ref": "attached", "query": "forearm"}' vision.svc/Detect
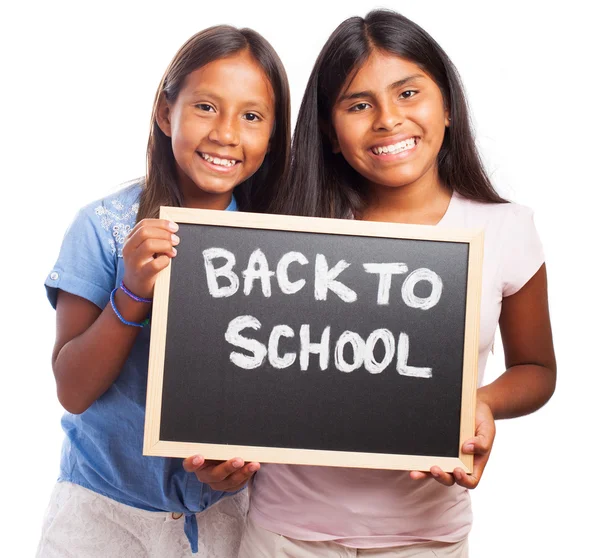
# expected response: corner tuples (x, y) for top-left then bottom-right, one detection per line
(477, 364), (556, 420)
(53, 290), (150, 414)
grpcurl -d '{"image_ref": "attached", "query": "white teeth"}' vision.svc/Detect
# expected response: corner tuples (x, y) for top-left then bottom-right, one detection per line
(200, 153), (237, 167)
(372, 137), (416, 155)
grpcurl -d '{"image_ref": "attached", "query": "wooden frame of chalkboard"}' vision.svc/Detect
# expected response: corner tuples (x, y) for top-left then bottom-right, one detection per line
(143, 207), (483, 473)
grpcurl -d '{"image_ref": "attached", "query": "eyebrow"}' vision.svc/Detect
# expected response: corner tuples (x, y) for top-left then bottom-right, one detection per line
(337, 73), (426, 103)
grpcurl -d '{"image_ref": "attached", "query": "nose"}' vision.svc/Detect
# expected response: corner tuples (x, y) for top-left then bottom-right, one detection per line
(208, 113), (240, 146)
(372, 101), (404, 132)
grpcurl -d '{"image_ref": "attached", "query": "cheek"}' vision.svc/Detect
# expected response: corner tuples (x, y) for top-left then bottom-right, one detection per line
(414, 103), (447, 140)
(173, 123), (208, 167)
(336, 126), (363, 157)
(337, 129), (353, 150)
(244, 128), (272, 161)
(337, 115), (370, 152)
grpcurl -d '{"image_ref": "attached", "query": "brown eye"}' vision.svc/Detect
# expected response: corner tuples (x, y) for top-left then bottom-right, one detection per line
(400, 90), (417, 99)
(243, 112), (261, 122)
(196, 103), (215, 112)
(349, 102), (370, 112)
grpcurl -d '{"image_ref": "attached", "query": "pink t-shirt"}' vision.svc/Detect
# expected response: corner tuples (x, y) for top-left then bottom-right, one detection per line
(249, 192), (545, 548)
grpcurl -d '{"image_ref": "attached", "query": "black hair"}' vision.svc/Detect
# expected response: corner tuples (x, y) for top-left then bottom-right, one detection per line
(271, 9), (505, 218)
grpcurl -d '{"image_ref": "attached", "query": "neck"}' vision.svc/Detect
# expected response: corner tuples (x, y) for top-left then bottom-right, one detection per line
(183, 190), (233, 211)
(177, 173), (234, 211)
(360, 174), (452, 225)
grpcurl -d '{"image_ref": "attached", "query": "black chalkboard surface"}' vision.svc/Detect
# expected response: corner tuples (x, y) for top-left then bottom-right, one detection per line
(144, 208), (483, 472)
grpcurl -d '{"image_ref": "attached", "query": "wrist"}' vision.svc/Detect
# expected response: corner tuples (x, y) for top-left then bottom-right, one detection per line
(120, 280), (153, 303)
(121, 276), (153, 301)
(476, 388), (497, 419)
(113, 288), (151, 324)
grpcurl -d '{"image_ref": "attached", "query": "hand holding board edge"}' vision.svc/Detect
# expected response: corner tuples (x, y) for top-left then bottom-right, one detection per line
(143, 207), (483, 472)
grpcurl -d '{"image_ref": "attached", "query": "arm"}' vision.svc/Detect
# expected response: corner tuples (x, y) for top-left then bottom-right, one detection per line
(479, 263), (556, 418)
(53, 290), (150, 414)
(413, 263), (556, 488)
(52, 219), (178, 414)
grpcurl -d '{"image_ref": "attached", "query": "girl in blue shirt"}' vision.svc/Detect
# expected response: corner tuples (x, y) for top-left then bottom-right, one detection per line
(38, 25), (290, 557)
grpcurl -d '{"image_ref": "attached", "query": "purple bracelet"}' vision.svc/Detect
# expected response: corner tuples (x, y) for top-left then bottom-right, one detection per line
(110, 288), (149, 328)
(120, 280), (153, 304)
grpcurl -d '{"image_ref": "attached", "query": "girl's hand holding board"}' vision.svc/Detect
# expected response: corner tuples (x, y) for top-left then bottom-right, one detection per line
(181, 395), (493, 493)
(122, 218), (180, 300)
(183, 455), (260, 492)
(410, 398), (496, 489)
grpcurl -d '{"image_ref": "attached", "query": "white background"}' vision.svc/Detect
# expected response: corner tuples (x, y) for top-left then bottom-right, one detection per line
(1, 1), (598, 556)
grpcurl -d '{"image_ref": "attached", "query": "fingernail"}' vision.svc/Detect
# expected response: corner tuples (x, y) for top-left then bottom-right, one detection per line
(432, 471), (439, 478)
(171, 234), (180, 245)
(172, 247), (177, 256)
(192, 456), (202, 466)
(168, 222), (179, 232)
(248, 464), (259, 473)
(465, 444), (475, 452)
(233, 459), (243, 468)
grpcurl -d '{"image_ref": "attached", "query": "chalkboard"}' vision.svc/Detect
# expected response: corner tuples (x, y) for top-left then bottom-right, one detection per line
(144, 208), (483, 472)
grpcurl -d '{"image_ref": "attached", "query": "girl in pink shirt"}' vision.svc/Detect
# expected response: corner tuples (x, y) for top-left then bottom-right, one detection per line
(187, 9), (557, 557)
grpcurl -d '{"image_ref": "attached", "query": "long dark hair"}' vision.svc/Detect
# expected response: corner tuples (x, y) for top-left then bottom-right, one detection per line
(138, 25), (290, 220)
(271, 9), (505, 218)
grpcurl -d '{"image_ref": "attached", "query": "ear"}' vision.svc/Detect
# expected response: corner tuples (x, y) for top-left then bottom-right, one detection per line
(444, 108), (451, 128)
(156, 93), (173, 137)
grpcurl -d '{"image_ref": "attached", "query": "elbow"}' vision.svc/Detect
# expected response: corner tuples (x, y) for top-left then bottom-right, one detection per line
(53, 354), (95, 415)
(54, 369), (94, 415)
(59, 397), (92, 416)
(538, 362), (557, 410)
(546, 363), (557, 402)
(63, 403), (91, 416)
(57, 387), (93, 415)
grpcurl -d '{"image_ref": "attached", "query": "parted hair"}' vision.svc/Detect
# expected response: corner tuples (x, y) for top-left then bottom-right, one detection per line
(138, 25), (291, 221)
(270, 9), (506, 218)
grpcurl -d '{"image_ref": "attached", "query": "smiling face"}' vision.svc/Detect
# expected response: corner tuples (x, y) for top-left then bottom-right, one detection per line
(157, 50), (275, 209)
(331, 50), (449, 194)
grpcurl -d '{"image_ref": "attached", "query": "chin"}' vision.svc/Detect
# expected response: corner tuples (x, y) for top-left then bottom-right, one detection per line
(193, 179), (238, 195)
(366, 175), (416, 189)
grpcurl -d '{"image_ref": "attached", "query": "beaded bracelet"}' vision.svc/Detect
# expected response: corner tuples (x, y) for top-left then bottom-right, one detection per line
(120, 280), (153, 303)
(110, 287), (150, 328)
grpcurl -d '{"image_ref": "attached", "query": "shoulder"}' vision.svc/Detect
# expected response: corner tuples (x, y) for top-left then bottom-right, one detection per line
(448, 193), (535, 233)
(450, 193), (544, 295)
(45, 181), (143, 309)
(80, 181), (143, 257)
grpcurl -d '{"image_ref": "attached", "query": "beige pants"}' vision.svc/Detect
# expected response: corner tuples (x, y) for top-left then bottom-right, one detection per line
(239, 518), (468, 558)
(37, 481), (248, 558)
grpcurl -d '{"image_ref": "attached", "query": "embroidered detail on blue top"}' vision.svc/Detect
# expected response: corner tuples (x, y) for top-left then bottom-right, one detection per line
(94, 198), (139, 257)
